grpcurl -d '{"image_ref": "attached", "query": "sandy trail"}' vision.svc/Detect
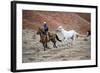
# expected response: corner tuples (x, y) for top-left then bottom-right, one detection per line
(22, 29), (91, 63)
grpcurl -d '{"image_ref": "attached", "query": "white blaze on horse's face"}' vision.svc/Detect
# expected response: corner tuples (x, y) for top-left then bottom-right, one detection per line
(57, 26), (63, 32)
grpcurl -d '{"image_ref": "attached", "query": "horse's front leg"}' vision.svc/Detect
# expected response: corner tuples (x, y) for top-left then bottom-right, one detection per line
(46, 43), (50, 49)
(64, 39), (70, 48)
(53, 41), (57, 48)
(43, 43), (46, 51)
(67, 39), (73, 48)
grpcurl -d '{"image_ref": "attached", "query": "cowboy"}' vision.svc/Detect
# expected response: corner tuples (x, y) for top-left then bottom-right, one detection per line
(43, 22), (48, 35)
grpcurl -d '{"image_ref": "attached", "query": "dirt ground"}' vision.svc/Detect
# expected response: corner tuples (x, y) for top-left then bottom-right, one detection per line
(22, 29), (91, 63)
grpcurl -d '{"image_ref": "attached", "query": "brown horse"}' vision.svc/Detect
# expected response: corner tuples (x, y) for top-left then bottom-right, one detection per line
(37, 27), (61, 51)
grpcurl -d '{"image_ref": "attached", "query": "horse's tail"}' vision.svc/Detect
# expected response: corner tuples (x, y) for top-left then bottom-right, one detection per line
(56, 34), (62, 42)
(75, 32), (82, 37)
(76, 33), (86, 38)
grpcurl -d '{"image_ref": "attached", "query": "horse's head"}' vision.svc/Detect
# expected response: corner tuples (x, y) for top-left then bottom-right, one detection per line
(37, 27), (41, 35)
(37, 27), (45, 35)
(37, 31), (40, 35)
(56, 26), (63, 32)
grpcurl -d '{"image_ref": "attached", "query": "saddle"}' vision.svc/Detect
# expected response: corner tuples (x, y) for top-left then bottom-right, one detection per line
(40, 32), (49, 42)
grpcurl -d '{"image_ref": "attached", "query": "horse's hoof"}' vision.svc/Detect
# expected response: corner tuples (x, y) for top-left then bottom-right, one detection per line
(48, 47), (51, 49)
(54, 46), (57, 48)
(44, 49), (46, 51)
(55, 46), (57, 48)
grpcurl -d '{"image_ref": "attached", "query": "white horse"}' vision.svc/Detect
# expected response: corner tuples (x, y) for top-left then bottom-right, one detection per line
(56, 26), (80, 47)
